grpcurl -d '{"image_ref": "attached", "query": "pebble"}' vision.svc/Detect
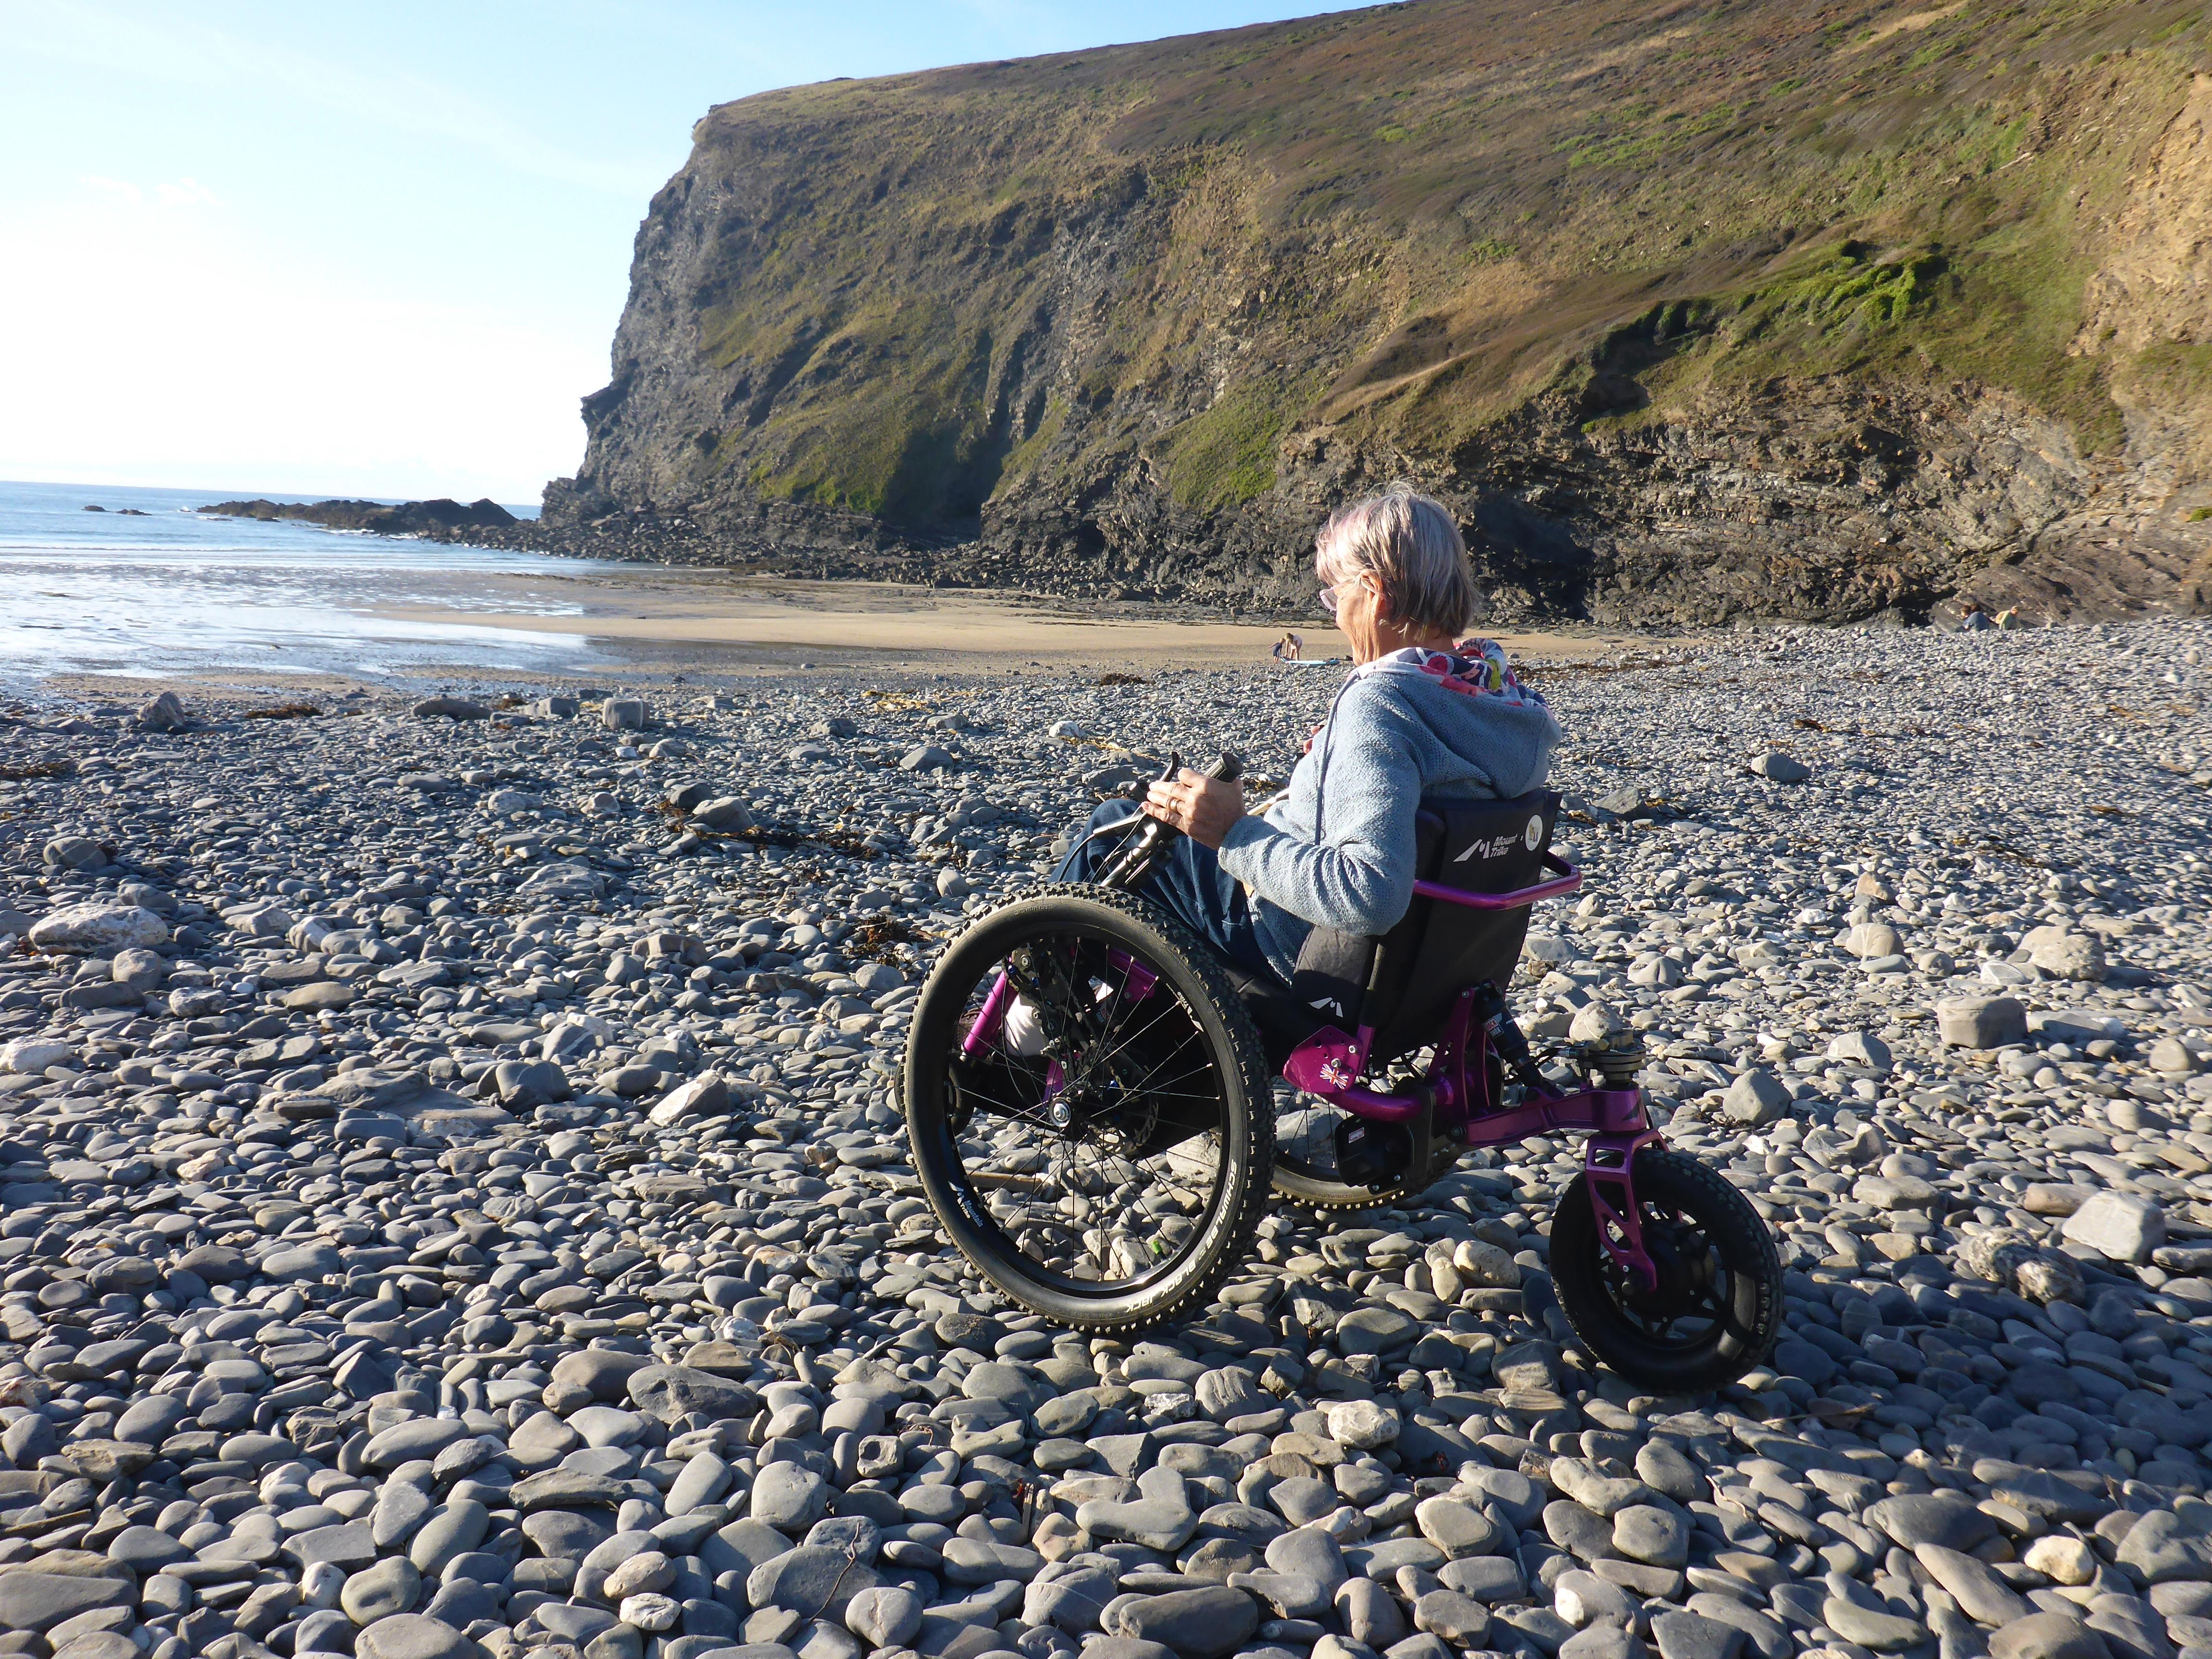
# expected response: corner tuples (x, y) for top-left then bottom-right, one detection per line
(1990, 1610), (2114, 1659)
(2061, 1190), (2168, 1262)
(1938, 994), (2031, 1049)
(0, 627), (2203, 1659)
(1750, 753), (1811, 785)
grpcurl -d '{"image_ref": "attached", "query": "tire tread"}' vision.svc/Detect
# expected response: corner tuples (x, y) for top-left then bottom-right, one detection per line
(1551, 1147), (1781, 1392)
(1271, 1135), (1460, 1212)
(905, 882), (1275, 1334)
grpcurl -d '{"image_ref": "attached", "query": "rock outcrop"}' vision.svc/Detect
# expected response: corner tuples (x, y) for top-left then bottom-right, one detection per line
(200, 498), (517, 537)
(531, 3), (2212, 622)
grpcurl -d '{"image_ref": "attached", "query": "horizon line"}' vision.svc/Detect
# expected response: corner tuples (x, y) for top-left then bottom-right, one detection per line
(0, 476), (546, 512)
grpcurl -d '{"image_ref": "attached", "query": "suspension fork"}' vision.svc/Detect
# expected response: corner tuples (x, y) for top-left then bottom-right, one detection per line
(1583, 1129), (1665, 1294)
(1104, 948), (1158, 1002)
(1432, 985), (1554, 1137)
(961, 970), (1013, 1060)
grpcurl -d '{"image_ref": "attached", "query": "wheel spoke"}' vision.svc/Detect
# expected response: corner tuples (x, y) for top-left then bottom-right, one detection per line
(1061, 995), (1182, 1097)
(913, 917), (1238, 1302)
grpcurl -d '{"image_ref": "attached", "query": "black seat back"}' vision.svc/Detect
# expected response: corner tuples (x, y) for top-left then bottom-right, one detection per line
(1367, 789), (1560, 1062)
(1280, 809), (1445, 1036)
(1254, 790), (1560, 1072)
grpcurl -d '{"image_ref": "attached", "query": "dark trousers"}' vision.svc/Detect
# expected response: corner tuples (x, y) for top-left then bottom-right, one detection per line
(1053, 799), (1287, 985)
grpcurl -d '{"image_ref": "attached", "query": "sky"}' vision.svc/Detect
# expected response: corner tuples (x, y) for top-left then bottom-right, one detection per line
(0, 1), (1358, 505)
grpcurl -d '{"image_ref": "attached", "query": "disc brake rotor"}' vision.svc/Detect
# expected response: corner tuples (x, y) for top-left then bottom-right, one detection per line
(1622, 1213), (1718, 1321)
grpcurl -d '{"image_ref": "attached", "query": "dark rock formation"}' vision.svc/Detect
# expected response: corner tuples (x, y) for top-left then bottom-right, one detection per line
(345, 2), (2212, 621)
(199, 498), (517, 537)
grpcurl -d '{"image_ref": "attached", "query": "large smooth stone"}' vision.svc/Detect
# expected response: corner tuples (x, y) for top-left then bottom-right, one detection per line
(2116, 1510), (2212, 1584)
(1078, 1467), (1196, 1552)
(747, 1546), (879, 1622)
(354, 1613), (485, 1659)
(1936, 997), (2027, 1049)
(629, 1362), (756, 1423)
(341, 1557), (421, 1625)
(28, 904), (168, 953)
(1113, 1585), (1259, 1659)
(0, 1573), (132, 1632)
(1914, 1544), (2029, 1627)
(362, 1419), (469, 1470)
(750, 1464), (829, 1532)
(1613, 1506), (1690, 1570)
(1864, 1495), (1996, 1552)
(1416, 1496), (1501, 1559)
(2061, 1193), (2166, 1265)
(1990, 1613), (2112, 1659)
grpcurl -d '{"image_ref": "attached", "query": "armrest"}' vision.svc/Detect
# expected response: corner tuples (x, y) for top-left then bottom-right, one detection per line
(1411, 853), (1583, 913)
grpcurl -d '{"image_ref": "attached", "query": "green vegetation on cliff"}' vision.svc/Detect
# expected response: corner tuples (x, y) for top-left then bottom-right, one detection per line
(562, 0), (2212, 620)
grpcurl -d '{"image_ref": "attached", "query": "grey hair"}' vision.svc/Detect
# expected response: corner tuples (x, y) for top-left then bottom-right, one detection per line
(1314, 484), (1479, 637)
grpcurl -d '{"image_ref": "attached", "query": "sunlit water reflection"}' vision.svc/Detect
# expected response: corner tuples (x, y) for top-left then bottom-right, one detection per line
(0, 480), (615, 685)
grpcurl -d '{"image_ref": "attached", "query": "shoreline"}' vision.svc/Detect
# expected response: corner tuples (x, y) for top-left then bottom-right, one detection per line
(365, 577), (1667, 674)
(4, 489), (1686, 695)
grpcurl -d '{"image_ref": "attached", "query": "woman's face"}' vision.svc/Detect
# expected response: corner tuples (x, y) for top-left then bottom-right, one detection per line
(1323, 560), (1390, 663)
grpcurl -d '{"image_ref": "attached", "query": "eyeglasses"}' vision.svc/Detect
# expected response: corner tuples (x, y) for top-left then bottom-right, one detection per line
(1317, 575), (1370, 616)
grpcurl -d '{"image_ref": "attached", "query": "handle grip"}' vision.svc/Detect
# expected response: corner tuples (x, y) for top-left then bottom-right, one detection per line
(1096, 749), (1242, 890)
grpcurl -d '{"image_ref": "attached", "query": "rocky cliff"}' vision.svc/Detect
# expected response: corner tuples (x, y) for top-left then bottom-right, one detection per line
(526, 0), (2212, 624)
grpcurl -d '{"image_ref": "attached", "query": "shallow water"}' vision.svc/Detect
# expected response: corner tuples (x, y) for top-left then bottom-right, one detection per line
(0, 479), (609, 686)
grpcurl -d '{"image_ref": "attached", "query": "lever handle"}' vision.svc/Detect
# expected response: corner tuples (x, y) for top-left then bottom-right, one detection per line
(1097, 750), (1243, 892)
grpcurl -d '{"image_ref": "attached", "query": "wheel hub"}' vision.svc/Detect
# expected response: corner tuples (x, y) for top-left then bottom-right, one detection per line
(1623, 1216), (1714, 1318)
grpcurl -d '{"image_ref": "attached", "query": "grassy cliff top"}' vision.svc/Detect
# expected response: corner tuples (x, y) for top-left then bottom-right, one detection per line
(627, 0), (2209, 534)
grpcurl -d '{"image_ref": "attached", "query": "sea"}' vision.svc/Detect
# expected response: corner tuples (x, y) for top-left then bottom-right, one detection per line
(0, 479), (614, 690)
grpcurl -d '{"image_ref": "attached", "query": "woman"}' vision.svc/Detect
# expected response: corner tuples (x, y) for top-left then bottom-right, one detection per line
(1055, 485), (1561, 986)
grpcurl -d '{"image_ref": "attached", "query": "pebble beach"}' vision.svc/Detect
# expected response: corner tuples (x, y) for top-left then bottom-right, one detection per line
(0, 618), (2209, 1659)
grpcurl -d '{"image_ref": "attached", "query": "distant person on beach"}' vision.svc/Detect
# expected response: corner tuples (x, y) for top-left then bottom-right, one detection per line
(1274, 631), (1303, 661)
(1960, 600), (1993, 632)
(1995, 606), (2020, 629)
(1048, 485), (1559, 988)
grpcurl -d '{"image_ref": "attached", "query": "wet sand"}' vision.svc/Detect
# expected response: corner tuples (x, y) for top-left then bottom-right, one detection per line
(2, 476), (1667, 695)
(371, 575), (1657, 676)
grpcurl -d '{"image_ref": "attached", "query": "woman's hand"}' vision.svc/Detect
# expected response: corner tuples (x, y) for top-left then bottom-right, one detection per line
(1142, 768), (1245, 850)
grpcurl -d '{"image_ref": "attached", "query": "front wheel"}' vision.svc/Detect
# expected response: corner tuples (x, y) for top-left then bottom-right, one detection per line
(903, 885), (1274, 1331)
(1551, 1148), (1781, 1393)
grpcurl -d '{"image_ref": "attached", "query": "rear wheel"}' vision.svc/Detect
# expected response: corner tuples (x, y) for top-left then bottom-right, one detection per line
(1269, 1084), (1458, 1211)
(1551, 1148), (1781, 1393)
(1268, 1045), (1501, 1210)
(902, 885), (1273, 1331)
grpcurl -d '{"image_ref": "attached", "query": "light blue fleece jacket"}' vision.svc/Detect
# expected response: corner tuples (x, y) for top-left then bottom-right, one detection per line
(1216, 644), (1563, 981)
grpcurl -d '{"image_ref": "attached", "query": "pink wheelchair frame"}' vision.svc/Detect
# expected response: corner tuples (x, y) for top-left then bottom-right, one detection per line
(962, 851), (1666, 1294)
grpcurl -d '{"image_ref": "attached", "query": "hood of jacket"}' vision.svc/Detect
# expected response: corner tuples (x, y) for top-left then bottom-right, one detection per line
(1345, 642), (1561, 799)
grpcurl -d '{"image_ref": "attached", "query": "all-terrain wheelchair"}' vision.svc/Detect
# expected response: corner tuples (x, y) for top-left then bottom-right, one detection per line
(902, 755), (1782, 1391)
